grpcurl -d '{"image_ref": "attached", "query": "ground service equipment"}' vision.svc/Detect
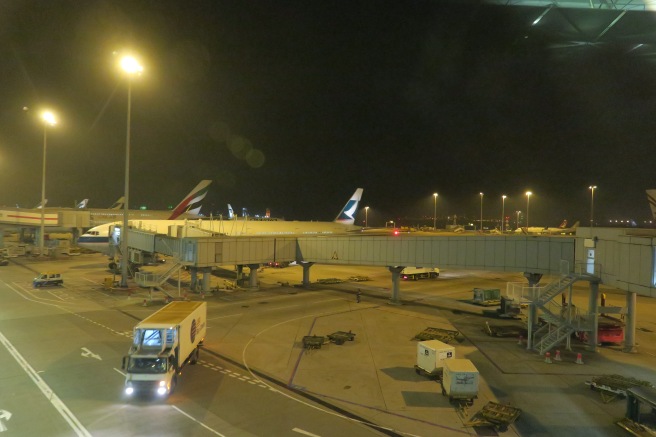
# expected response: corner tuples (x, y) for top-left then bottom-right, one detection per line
(32, 272), (63, 287)
(441, 358), (479, 405)
(122, 301), (206, 398)
(415, 339), (455, 379)
(400, 267), (439, 280)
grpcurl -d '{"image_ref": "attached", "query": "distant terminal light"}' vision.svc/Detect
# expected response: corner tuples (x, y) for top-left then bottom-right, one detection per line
(139, 206), (147, 210)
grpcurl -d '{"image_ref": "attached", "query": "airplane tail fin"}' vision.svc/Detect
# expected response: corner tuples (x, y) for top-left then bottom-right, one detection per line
(110, 196), (125, 210)
(35, 199), (48, 209)
(228, 204), (234, 219)
(77, 199), (89, 209)
(571, 221), (580, 228)
(558, 220), (568, 228)
(265, 208), (271, 218)
(334, 188), (364, 225)
(168, 180), (212, 219)
(647, 190), (656, 220)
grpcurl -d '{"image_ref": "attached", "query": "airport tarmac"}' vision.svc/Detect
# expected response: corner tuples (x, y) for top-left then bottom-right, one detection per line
(1, 254), (654, 436)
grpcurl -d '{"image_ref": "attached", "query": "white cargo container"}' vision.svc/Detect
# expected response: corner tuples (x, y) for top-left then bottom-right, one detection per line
(415, 340), (455, 377)
(441, 358), (479, 405)
(122, 301), (207, 398)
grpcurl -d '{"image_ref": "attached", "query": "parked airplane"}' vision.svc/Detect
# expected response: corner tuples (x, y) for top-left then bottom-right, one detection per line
(109, 197), (124, 210)
(515, 220), (580, 235)
(77, 188), (364, 255)
(646, 189), (656, 219)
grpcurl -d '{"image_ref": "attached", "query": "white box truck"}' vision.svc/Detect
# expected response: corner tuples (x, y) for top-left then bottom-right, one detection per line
(441, 358), (479, 405)
(415, 340), (455, 378)
(122, 301), (207, 398)
(401, 267), (439, 280)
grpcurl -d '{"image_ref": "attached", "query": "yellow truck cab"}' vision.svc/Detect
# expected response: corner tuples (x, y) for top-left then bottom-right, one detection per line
(33, 272), (64, 287)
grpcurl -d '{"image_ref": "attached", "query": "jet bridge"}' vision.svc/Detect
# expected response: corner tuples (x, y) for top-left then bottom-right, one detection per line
(124, 227), (576, 295)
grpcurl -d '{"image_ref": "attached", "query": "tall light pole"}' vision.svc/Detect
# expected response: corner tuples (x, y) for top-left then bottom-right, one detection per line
(501, 195), (507, 232)
(433, 193), (438, 230)
(525, 191), (532, 228)
(516, 211), (521, 230)
(39, 111), (57, 257)
(479, 192), (484, 231)
(589, 185), (597, 228)
(365, 206), (369, 227)
(119, 55), (143, 287)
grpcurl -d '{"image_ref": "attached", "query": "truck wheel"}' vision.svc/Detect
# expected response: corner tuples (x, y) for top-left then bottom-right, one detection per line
(109, 262), (117, 270)
(190, 347), (199, 365)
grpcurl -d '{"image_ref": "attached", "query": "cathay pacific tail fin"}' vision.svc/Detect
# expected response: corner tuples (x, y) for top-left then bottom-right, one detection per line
(334, 188), (364, 225)
(647, 190), (656, 220)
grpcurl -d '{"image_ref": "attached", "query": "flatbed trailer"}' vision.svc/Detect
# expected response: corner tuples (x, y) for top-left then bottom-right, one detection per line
(586, 374), (654, 403)
(465, 401), (522, 432)
(412, 327), (460, 343)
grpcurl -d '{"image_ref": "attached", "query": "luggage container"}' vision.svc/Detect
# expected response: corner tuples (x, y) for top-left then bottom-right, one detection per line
(441, 358), (479, 405)
(414, 340), (455, 379)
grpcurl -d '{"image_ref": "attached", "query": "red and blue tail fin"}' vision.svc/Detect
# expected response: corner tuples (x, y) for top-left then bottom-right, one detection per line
(168, 180), (212, 219)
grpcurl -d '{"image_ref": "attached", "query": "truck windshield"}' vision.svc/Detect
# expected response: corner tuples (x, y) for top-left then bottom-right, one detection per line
(127, 357), (167, 374)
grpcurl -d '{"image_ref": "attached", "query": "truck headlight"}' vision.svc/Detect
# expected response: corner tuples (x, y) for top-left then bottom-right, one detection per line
(157, 380), (167, 396)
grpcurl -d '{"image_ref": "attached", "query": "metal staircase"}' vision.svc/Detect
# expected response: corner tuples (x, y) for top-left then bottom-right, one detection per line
(135, 259), (186, 288)
(529, 273), (597, 354)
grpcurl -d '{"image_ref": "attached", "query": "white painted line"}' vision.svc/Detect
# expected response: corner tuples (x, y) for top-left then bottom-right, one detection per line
(207, 313), (242, 320)
(292, 428), (321, 437)
(171, 405), (226, 436)
(113, 368), (126, 377)
(0, 331), (91, 436)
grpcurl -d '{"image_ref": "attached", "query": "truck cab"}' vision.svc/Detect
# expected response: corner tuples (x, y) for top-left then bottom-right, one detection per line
(33, 272), (64, 287)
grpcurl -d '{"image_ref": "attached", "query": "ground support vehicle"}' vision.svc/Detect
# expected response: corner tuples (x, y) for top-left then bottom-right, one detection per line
(586, 374), (654, 403)
(122, 301), (206, 398)
(616, 386), (656, 436)
(471, 288), (501, 306)
(400, 267), (439, 280)
(302, 335), (325, 349)
(465, 401), (522, 432)
(33, 272), (63, 287)
(441, 358), (479, 406)
(327, 331), (355, 345)
(414, 339), (455, 380)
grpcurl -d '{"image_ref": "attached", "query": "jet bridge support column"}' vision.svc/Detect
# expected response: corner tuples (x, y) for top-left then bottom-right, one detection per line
(388, 266), (403, 305)
(201, 267), (212, 293)
(587, 281), (599, 352)
(190, 268), (198, 291)
(247, 264), (260, 288)
(236, 265), (244, 285)
(624, 291), (637, 353)
(301, 262), (314, 287)
(523, 272), (542, 351)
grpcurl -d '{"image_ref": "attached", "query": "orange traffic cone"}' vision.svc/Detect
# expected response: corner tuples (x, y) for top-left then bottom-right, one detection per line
(518, 335), (523, 345)
(554, 350), (562, 361)
(142, 299), (148, 307)
(575, 353), (584, 365)
(545, 352), (552, 364)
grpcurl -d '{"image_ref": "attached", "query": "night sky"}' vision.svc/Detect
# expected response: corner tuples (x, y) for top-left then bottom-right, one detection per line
(1, 1), (655, 228)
